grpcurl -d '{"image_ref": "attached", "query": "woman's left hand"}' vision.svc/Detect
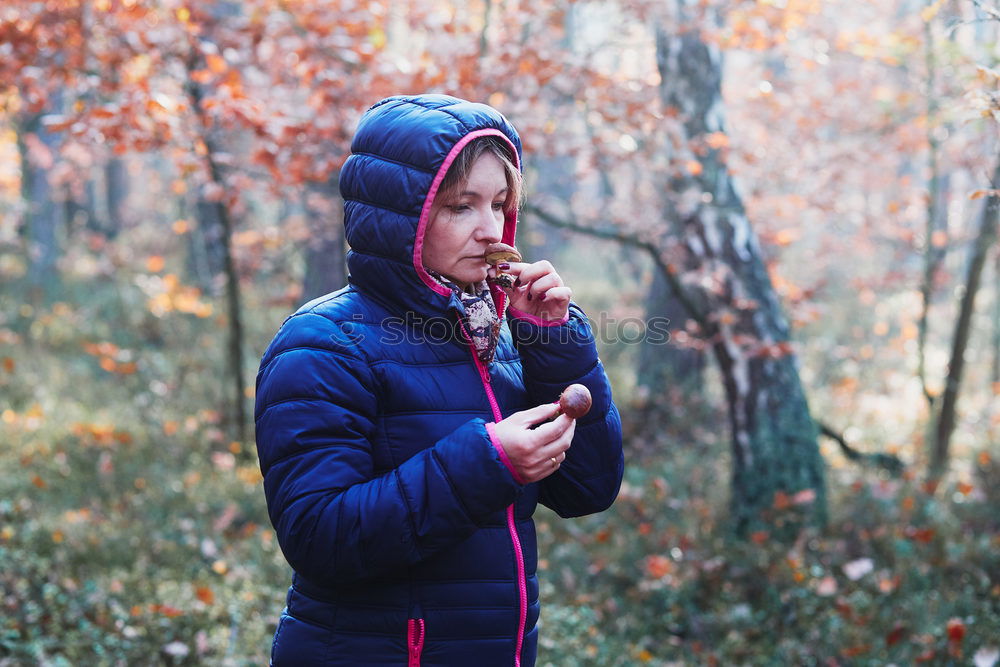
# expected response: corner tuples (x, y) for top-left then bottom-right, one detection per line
(489, 260), (572, 321)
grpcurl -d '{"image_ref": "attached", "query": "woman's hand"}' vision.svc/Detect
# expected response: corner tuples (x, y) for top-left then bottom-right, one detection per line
(489, 260), (572, 322)
(492, 403), (577, 484)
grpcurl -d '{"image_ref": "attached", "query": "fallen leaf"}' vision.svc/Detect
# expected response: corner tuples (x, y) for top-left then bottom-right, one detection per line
(946, 617), (966, 643)
(816, 576), (837, 596)
(843, 558), (874, 581)
(195, 586), (215, 605)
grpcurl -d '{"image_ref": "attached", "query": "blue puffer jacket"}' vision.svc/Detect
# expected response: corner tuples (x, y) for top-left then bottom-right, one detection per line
(255, 94), (624, 666)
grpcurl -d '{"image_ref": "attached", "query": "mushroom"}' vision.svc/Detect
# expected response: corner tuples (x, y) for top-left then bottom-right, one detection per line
(557, 384), (592, 419)
(484, 242), (521, 289)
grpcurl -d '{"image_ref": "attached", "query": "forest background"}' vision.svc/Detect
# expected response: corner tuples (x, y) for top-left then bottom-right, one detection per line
(1, 0), (999, 664)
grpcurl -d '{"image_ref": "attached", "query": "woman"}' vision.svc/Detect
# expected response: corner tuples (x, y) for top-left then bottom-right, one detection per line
(255, 94), (624, 666)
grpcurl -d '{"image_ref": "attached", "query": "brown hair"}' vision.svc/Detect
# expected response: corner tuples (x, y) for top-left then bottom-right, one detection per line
(436, 136), (523, 214)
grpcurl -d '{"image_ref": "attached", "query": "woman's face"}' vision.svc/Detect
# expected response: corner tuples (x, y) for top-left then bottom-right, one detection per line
(423, 152), (507, 291)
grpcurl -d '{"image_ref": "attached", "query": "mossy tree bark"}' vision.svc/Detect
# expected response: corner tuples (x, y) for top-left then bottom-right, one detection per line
(654, 15), (826, 536)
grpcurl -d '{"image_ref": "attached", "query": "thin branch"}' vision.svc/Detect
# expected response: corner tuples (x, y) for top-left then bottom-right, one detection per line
(524, 203), (711, 326)
(817, 421), (905, 475)
(971, 0), (1000, 22)
(275, 0), (361, 70)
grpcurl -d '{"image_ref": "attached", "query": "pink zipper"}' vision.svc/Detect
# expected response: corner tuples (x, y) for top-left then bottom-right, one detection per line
(457, 316), (526, 667)
(407, 618), (425, 666)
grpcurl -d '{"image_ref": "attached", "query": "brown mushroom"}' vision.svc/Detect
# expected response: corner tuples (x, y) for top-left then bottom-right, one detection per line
(484, 242), (522, 289)
(557, 384), (592, 419)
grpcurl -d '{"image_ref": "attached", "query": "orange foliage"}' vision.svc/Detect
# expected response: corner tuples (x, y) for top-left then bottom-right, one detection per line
(645, 555), (673, 578)
(195, 586), (215, 605)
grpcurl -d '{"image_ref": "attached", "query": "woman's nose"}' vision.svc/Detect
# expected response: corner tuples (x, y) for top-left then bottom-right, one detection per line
(477, 207), (503, 242)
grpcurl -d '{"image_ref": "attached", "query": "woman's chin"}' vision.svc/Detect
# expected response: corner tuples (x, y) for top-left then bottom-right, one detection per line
(458, 269), (488, 286)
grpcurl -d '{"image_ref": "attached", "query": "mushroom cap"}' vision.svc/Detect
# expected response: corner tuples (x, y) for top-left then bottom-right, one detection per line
(558, 384), (592, 419)
(485, 242), (522, 265)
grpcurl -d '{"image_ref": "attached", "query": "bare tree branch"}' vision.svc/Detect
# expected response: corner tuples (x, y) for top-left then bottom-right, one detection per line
(971, 0), (1000, 22)
(524, 203), (711, 326)
(817, 421), (905, 475)
(527, 203), (904, 474)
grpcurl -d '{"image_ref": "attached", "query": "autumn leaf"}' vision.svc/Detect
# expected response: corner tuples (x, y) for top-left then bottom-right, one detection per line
(946, 617), (966, 643)
(194, 586), (215, 605)
(841, 645), (871, 658)
(206, 54), (227, 74)
(151, 604), (184, 618)
(772, 490), (791, 510)
(705, 132), (729, 149)
(920, 0), (945, 22)
(843, 558), (874, 581)
(146, 255), (165, 273)
(970, 189), (1000, 200)
(790, 488), (816, 505)
(774, 229), (798, 246)
(645, 554), (673, 578)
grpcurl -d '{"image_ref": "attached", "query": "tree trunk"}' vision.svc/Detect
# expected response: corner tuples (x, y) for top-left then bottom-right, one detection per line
(655, 17), (826, 536)
(992, 249), (1000, 387)
(301, 180), (348, 303)
(190, 198), (227, 288)
(918, 5), (950, 409)
(636, 266), (706, 405)
(930, 158), (1000, 482)
(103, 156), (127, 239)
(17, 110), (63, 300)
(184, 51), (247, 444)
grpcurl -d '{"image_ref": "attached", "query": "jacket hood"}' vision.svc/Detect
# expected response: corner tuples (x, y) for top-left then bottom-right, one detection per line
(338, 94), (523, 323)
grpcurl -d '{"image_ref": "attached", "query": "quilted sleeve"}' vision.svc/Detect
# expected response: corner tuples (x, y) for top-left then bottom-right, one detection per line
(254, 312), (522, 586)
(506, 302), (624, 518)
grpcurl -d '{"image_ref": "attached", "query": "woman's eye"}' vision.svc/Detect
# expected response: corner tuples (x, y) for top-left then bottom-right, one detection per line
(492, 202), (504, 211)
(448, 204), (471, 213)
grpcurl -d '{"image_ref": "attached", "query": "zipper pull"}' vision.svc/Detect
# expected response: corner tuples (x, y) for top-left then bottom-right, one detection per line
(407, 618), (425, 666)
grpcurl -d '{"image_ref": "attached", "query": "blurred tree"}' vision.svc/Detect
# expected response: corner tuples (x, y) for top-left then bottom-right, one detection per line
(931, 160), (1000, 481)
(636, 268), (707, 404)
(528, 0), (826, 536)
(651, 8), (826, 535)
(15, 109), (64, 298)
(300, 180), (346, 303)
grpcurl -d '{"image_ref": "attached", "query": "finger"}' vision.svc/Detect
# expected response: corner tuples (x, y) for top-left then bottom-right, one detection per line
(535, 423), (576, 472)
(531, 412), (574, 443)
(544, 417), (576, 453)
(538, 285), (572, 304)
(512, 260), (555, 289)
(528, 273), (563, 301)
(499, 261), (530, 278)
(527, 274), (563, 300)
(513, 402), (562, 427)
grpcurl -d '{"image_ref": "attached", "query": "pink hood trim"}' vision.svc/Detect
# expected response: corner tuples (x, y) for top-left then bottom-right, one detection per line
(412, 128), (520, 317)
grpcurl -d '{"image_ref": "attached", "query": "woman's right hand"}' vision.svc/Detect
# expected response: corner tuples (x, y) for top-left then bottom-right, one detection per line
(492, 403), (577, 484)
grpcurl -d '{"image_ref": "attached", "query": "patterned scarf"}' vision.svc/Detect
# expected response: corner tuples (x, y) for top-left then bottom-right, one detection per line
(427, 270), (503, 364)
